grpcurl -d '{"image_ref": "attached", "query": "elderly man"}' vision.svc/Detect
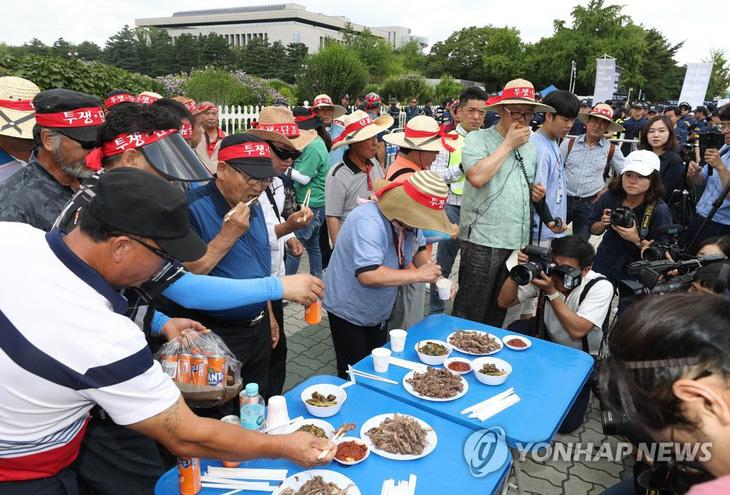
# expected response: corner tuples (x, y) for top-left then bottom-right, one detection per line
(0, 168), (334, 494)
(324, 171), (453, 377)
(453, 79), (555, 327)
(326, 110), (393, 245)
(561, 103), (626, 240)
(0, 89), (103, 230)
(0, 76), (40, 183)
(194, 101), (224, 172)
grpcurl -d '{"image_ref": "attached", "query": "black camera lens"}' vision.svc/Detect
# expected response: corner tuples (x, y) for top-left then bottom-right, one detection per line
(642, 246), (665, 261)
(601, 409), (628, 437)
(510, 262), (542, 286)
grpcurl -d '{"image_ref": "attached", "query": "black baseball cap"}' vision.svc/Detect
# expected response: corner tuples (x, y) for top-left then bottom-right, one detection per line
(292, 106), (323, 131)
(218, 133), (277, 180)
(34, 88), (104, 143)
(88, 168), (206, 262)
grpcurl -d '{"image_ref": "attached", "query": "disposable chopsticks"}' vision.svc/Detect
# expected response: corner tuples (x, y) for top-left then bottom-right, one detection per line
(347, 365), (398, 384)
(460, 388), (514, 415)
(261, 416), (304, 434)
(224, 197), (258, 222)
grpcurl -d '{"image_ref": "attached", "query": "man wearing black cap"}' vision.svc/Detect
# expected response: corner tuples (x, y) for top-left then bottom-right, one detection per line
(0, 88), (104, 231)
(679, 101), (697, 129)
(0, 168), (335, 494)
(621, 102), (648, 155)
(165, 134), (283, 404)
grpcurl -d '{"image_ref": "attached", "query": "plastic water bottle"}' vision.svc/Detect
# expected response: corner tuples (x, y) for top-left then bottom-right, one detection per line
(239, 383), (266, 432)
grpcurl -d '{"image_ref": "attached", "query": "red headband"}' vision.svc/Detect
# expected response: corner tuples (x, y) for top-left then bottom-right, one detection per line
(183, 100), (198, 114)
(591, 106), (613, 119)
(84, 129), (177, 171)
(197, 103), (215, 113)
(294, 110), (317, 123)
(256, 123), (300, 138)
(179, 120), (193, 139)
(375, 178), (447, 210)
(104, 94), (136, 109)
(313, 97), (334, 107)
(404, 126), (459, 153)
(500, 86), (536, 101)
(35, 107), (105, 128)
(0, 99), (34, 111)
(137, 94), (160, 105)
(218, 141), (272, 162)
(331, 116), (374, 145)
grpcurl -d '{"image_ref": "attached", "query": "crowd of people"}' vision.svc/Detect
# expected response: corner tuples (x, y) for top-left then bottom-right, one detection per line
(0, 71), (729, 495)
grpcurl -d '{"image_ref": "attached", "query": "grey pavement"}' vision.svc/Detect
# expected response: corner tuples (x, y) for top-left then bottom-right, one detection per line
(283, 252), (629, 494)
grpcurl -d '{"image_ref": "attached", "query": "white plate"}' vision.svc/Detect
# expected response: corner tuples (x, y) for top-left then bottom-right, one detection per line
(360, 413), (437, 461)
(402, 369), (469, 402)
(276, 469), (361, 495)
(283, 418), (335, 439)
(447, 330), (504, 356)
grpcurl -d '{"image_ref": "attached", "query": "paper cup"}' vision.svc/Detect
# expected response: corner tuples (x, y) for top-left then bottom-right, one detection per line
(372, 347), (392, 373)
(389, 329), (407, 353)
(266, 395), (289, 431)
(436, 278), (452, 300)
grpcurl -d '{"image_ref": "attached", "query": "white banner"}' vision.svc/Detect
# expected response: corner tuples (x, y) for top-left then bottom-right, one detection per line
(678, 63), (713, 108)
(593, 58), (616, 104)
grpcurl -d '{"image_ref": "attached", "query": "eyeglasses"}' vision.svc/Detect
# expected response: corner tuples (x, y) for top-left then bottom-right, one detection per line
(127, 236), (177, 264)
(269, 143), (301, 161)
(504, 108), (534, 121)
(232, 167), (274, 185)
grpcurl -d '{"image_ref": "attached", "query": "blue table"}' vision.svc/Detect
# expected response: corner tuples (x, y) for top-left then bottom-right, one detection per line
(352, 314), (594, 448)
(155, 375), (511, 494)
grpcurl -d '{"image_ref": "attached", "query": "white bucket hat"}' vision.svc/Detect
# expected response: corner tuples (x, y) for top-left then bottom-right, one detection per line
(0, 76), (40, 139)
(383, 115), (462, 152)
(311, 94), (347, 119)
(330, 110), (393, 150)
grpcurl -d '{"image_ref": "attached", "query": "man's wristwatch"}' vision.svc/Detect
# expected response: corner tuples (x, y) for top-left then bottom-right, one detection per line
(546, 291), (561, 302)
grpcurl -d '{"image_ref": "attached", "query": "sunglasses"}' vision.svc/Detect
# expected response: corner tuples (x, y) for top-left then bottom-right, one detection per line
(63, 133), (98, 150)
(269, 143), (301, 161)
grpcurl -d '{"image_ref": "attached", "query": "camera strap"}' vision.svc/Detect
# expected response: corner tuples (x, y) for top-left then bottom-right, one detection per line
(639, 202), (656, 240)
(577, 276), (612, 353)
(514, 149), (535, 244)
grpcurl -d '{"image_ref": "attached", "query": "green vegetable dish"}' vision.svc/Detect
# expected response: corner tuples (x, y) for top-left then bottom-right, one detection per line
(297, 424), (328, 439)
(479, 363), (506, 376)
(418, 342), (448, 356)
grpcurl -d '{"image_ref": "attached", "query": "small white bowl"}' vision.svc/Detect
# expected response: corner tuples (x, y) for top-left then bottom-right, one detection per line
(301, 384), (346, 418)
(502, 335), (532, 351)
(333, 436), (370, 466)
(443, 357), (473, 375)
(415, 340), (452, 366)
(472, 357), (512, 386)
(286, 418), (335, 439)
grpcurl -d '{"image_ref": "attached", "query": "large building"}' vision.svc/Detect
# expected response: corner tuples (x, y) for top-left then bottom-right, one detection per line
(136, 3), (427, 53)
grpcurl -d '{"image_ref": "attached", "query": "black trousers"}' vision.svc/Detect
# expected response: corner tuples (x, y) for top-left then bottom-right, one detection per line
(268, 299), (287, 398)
(452, 242), (513, 327)
(319, 217), (333, 270)
(1, 469), (79, 495)
(327, 311), (388, 379)
(75, 417), (165, 495)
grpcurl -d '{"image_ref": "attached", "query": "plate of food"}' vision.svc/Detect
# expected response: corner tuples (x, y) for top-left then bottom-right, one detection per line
(402, 367), (469, 402)
(447, 330), (503, 356)
(277, 469), (360, 495)
(283, 418), (335, 439)
(360, 413), (437, 461)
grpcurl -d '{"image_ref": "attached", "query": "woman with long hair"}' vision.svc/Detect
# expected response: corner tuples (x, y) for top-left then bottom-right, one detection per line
(589, 150), (673, 310)
(639, 115), (684, 202)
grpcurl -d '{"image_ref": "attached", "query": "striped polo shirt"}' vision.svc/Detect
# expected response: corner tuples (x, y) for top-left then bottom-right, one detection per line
(0, 223), (180, 482)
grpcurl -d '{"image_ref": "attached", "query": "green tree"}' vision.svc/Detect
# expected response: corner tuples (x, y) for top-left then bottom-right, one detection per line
(76, 41), (103, 61)
(103, 25), (145, 73)
(638, 29), (683, 101)
(433, 75), (465, 104)
(704, 49), (730, 99)
(379, 73), (432, 102)
(296, 42), (368, 102)
(396, 40), (426, 74)
(51, 38), (73, 58)
(199, 33), (234, 69)
(237, 37), (272, 77)
(342, 25), (399, 80)
(22, 38), (50, 56)
(282, 43), (308, 83)
(169, 34), (201, 73)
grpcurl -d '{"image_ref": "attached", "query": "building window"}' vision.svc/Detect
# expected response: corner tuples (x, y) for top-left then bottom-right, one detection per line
(292, 31), (300, 43)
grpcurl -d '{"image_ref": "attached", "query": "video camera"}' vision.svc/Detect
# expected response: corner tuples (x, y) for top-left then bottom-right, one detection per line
(699, 130), (725, 150)
(641, 224), (684, 262)
(627, 253), (727, 293)
(509, 245), (582, 289)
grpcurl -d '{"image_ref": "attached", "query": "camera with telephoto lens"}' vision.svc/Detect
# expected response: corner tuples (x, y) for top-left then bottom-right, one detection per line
(510, 245), (583, 289)
(610, 207), (635, 229)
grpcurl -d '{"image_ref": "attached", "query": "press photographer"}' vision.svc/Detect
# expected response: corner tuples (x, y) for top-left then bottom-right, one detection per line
(589, 150), (673, 312)
(497, 235), (613, 433)
(600, 294), (730, 494)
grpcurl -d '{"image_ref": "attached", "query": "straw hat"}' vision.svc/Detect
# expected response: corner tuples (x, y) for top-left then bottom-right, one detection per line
(331, 110), (393, 151)
(311, 94), (346, 118)
(374, 170), (458, 235)
(482, 79), (555, 113)
(137, 91), (162, 105)
(247, 106), (317, 151)
(578, 103), (624, 133)
(0, 76), (40, 139)
(383, 116), (462, 152)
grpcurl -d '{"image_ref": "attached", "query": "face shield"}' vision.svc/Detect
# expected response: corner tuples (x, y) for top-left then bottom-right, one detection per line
(140, 133), (212, 183)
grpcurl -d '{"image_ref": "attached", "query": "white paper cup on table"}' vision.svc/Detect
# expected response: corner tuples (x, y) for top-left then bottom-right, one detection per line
(436, 278), (452, 300)
(389, 329), (407, 353)
(266, 395), (289, 432)
(372, 347), (392, 373)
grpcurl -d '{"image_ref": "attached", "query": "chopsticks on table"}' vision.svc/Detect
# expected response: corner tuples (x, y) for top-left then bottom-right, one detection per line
(224, 197), (258, 222)
(460, 387), (521, 421)
(201, 467), (288, 493)
(261, 415), (304, 434)
(381, 474), (417, 495)
(347, 364), (398, 385)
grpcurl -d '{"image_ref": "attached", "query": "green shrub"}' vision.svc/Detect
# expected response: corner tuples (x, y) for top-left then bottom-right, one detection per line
(433, 75), (465, 104)
(379, 73), (432, 103)
(296, 42), (367, 102)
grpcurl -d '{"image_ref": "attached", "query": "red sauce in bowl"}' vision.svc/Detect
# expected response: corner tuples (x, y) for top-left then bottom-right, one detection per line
(335, 441), (368, 462)
(447, 361), (471, 372)
(506, 338), (527, 348)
